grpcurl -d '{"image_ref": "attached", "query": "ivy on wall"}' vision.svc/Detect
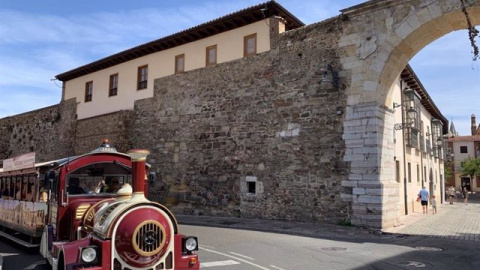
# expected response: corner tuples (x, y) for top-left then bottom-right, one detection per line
(460, 0), (479, 61)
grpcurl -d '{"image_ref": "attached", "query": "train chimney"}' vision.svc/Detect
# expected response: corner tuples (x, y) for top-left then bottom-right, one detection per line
(127, 149), (150, 201)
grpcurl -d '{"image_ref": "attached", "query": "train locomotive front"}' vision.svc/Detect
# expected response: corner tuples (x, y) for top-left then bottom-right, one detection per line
(41, 148), (199, 270)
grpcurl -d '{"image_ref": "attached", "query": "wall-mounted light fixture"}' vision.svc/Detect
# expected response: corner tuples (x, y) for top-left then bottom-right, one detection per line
(393, 89), (418, 130)
(319, 64), (339, 89)
(431, 118), (444, 148)
(394, 107), (417, 130)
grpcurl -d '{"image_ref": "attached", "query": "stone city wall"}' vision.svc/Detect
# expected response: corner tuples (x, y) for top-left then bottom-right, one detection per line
(0, 99), (133, 163)
(133, 17), (352, 223)
(0, 99), (76, 162)
(74, 110), (136, 154)
(0, 17), (352, 224)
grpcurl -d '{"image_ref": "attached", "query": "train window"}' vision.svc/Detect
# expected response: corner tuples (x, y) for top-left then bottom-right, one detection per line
(2, 177), (13, 198)
(21, 176), (28, 200)
(65, 174), (131, 196)
(0, 177), (3, 197)
(26, 174), (36, 202)
(14, 176), (23, 200)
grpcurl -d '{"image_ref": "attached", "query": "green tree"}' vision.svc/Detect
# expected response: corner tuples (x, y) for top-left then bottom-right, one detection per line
(444, 162), (453, 185)
(460, 157), (480, 180)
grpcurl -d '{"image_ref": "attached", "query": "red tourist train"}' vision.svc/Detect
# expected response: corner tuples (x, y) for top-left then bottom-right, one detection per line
(0, 141), (199, 270)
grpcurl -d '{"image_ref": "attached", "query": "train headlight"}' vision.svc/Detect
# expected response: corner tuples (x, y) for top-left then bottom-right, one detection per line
(182, 236), (198, 253)
(80, 246), (99, 264)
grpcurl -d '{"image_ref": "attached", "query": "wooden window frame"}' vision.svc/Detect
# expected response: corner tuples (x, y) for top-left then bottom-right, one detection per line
(175, 54), (185, 74)
(109, 73), (118, 97)
(407, 162), (412, 183)
(396, 160), (400, 183)
(137, 65), (148, 90)
(417, 164), (420, 183)
(244, 33), (257, 57)
(85, 81), (93, 102)
(206, 45), (217, 66)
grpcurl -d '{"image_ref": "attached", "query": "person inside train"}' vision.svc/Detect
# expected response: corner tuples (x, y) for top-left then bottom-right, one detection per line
(106, 178), (121, 193)
(94, 179), (106, 193)
(15, 180), (22, 200)
(26, 183), (35, 202)
(21, 181), (28, 200)
(2, 182), (13, 198)
(37, 180), (47, 202)
(67, 177), (85, 195)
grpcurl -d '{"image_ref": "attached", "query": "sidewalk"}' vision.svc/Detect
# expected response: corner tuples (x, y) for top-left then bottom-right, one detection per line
(382, 194), (480, 242)
(177, 193), (480, 242)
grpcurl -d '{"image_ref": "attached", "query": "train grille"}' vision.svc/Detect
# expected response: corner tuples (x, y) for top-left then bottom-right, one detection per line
(132, 220), (166, 256)
(76, 204), (90, 219)
(99, 204), (119, 225)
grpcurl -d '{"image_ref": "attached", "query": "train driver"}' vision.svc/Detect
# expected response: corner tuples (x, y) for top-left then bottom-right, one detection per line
(67, 178), (85, 195)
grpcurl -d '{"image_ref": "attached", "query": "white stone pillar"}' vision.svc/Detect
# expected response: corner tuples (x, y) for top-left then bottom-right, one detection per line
(342, 102), (400, 228)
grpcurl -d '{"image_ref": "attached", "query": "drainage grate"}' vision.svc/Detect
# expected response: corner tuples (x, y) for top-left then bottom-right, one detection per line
(220, 221), (239, 225)
(397, 261), (432, 268)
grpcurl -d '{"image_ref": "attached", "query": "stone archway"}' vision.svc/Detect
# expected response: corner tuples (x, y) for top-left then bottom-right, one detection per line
(338, 0), (480, 228)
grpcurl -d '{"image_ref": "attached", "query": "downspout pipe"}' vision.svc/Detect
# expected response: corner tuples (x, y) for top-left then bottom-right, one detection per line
(400, 82), (409, 215)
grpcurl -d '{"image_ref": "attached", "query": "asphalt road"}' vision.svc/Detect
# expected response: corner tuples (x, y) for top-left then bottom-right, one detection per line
(1, 224), (479, 270)
(0, 239), (45, 270)
(190, 224), (480, 270)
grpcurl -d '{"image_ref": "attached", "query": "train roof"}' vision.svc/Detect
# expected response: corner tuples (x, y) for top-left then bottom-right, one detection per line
(0, 141), (150, 175)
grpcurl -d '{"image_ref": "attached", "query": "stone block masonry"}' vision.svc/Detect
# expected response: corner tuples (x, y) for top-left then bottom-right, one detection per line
(0, 99), (134, 163)
(0, 99), (77, 162)
(132, 17), (352, 223)
(75, 110), (136, 154)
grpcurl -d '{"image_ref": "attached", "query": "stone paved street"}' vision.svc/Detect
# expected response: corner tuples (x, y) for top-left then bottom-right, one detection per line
(382, 192), (480, 242)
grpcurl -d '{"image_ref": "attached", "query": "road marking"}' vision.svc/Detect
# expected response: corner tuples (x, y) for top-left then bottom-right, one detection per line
(0, 253), (19, 257)
(201, 260), (240, 268)
(229, 252), (254, 260)
(200, 244), (216, 249)
(270, 265), (286, 270)
(24, 260), (47, 270)
(202, 247), (271, 270)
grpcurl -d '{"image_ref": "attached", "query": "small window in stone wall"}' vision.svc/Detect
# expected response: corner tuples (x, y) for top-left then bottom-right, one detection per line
(246, 176), (257, 194)
(460, 146), (468, 153)
(247, 182), (256, 194)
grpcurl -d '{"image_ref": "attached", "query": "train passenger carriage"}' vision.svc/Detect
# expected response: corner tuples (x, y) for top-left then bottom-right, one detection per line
(0, 140), (200, 270)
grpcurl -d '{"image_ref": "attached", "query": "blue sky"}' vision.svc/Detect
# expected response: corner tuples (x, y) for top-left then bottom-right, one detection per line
(0, 0), (478, 135)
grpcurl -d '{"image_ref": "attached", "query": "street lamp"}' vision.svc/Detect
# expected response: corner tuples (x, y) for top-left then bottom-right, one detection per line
(393, 106), (417, 130)
(318, 63), (339, 89)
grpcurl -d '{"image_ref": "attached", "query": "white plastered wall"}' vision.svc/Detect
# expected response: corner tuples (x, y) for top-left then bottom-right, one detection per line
(64, 20), (273, 119)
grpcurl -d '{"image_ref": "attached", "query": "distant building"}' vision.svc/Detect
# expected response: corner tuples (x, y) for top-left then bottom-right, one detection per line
(446, 114), (480, 192)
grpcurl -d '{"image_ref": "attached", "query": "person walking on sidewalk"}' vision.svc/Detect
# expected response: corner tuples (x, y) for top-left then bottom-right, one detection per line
(431, 195), (437, 214)
(418, 186), (429, 214)
(447, 185), (456, 204)
(462, 187), (469, 205)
